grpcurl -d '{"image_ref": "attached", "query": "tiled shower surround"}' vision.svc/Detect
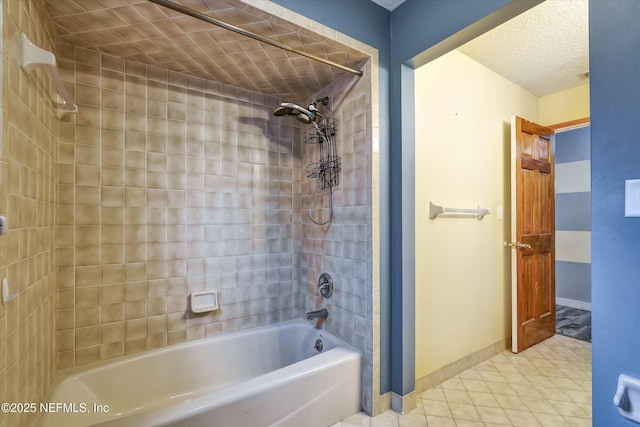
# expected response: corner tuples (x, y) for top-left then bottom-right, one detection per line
(54, 45), (376, 410)
(0, 2), (59, 427)
(55, 43), (302, 366)
(0, 1), (378, 425)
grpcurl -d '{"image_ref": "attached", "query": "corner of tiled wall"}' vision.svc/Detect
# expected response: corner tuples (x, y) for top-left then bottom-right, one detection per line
(1, 1), (60, 426)
(368, 50), (386, 416)
(298, 58), (376, 414)
(0, 1), (5, 424)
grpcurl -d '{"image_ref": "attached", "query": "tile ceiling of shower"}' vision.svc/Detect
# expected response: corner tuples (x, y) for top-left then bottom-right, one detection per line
(44, 0), (369, 101)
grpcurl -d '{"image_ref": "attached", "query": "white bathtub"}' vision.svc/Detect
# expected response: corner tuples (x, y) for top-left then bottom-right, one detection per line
(37, 319), (362, 427)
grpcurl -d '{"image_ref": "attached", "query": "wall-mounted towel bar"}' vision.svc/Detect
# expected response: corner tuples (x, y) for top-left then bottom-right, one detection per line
(429, 201), (491, 220)
(20, 33), (77, 120)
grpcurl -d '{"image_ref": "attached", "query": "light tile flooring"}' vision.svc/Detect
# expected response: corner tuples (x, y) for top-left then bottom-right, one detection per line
(335, 334), (591, 427)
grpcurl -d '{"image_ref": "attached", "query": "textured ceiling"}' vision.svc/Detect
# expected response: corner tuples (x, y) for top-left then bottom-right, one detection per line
(45, 0), (586, 102)
(458, 0), (589, 97)
(44, 0), (369, 101)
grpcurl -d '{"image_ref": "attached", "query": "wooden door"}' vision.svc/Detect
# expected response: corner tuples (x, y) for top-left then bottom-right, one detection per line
(509, 116), (556, 353)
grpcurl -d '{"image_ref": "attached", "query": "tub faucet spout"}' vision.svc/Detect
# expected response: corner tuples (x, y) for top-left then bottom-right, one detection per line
(305, 308), (328, 321)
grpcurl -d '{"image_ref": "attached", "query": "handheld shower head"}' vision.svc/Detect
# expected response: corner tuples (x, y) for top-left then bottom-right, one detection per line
(273, 97), (338, 226)
(273, 106), (290, 116)
(295, 113), (312, 124)
(273, 102), (316, 124)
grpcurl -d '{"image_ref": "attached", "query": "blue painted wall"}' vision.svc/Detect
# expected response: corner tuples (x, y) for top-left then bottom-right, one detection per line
(390, 0), (510, 64)
(270, 0), (390, 54)
(590, 1), (640, 425)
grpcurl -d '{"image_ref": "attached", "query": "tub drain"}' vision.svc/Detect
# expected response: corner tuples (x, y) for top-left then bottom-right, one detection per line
(314, 338), (324, 352)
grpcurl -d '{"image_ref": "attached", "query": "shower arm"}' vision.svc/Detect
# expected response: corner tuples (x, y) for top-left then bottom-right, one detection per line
(147, 0), (363, 77)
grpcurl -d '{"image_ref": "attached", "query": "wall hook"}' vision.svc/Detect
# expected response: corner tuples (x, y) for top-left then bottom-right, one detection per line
(2, 278), (18, 304)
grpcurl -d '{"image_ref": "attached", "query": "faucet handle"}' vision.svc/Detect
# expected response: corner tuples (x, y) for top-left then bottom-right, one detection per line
(316, 282), (330, 296)
(316, 273), (333, 298)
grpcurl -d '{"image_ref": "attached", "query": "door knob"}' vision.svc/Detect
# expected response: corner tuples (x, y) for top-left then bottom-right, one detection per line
(504, 241), (532, 250)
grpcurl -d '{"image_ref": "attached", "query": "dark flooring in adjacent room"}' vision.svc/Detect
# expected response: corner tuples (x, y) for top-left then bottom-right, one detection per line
(556, 304), (591, 342)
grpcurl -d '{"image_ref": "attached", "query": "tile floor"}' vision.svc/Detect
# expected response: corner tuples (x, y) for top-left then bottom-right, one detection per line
(334, 334), (591, 427)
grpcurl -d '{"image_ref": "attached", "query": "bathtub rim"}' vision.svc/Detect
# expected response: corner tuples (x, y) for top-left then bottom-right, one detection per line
(51, 318), (362, 378)
(93, 345), (362, 427)
(44, 318), (362, 402)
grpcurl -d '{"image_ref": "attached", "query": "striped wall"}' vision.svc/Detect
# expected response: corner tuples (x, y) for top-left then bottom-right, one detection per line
(555, 125), (591, 310)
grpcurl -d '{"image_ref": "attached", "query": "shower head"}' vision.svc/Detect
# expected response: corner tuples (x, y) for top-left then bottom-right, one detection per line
(295, 112), (312, 124)
(273, 102), (316, 124)
(273, 105), (292, 116)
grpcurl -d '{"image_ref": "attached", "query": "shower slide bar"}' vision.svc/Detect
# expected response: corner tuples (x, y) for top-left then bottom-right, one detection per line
(429, 201), (491, 220)
(147, 0), (364, 77)
(20, 33), (77, 120)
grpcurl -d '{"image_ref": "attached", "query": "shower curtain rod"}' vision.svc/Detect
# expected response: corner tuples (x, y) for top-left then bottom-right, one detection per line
(147, 0), (364, 77)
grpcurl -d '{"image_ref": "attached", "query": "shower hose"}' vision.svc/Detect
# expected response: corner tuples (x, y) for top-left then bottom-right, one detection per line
(308, 179), (334, 225)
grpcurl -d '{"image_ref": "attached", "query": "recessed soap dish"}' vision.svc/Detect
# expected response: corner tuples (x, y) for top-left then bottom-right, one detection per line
(190, 290), (219, 313)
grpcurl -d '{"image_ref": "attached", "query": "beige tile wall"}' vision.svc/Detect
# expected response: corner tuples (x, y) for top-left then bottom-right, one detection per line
(0, 0), (379, 423)
(55, 44), (302, 368)
(0, 1), (60, 427)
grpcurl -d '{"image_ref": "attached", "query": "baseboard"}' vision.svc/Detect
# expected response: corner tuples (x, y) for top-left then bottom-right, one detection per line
(556, 297), (591, 311)
(391, 390), (416, 414)
(415, 337), (510, 395)
(373, 392), (391, 416)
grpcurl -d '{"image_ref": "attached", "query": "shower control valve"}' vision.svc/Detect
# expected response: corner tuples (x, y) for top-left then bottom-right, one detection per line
(316, 273), (334, 298)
